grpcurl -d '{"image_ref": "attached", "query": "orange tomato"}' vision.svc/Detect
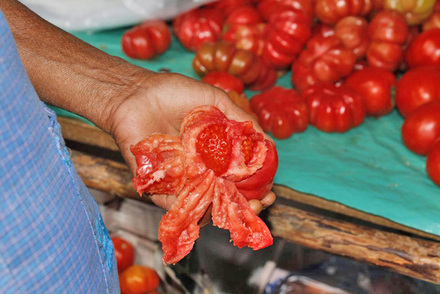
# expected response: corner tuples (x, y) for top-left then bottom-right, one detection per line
(119, 265), (160, 294)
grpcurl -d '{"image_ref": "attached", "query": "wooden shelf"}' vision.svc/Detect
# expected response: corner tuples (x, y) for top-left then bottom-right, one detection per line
(58, 116), (440, 284)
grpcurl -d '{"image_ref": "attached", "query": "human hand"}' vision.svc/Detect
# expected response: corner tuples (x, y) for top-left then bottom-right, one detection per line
(105, 72), (276, 216)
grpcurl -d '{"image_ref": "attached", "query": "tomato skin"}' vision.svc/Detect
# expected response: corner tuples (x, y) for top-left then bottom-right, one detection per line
(367, 10), (408, 71)
(292, 34), (356, 92)
(122, 21), (171, 60)
(119, 265), (160, 294)
(111, 237), (135, 273)
(226, 6), (262, 25)
(427, 140), (440, 186)
(405, 28), (440, 68)
(302, 83), (366, 132)
(385, 0), (436, 25)
(207, 0), (252, 17)
(395, 66), (440, 117)
(202, 72), (245, 94)
(261, 1), (313, 69)
(315, 0), (374, 25)
(250, 86), (309, 139)
(345, 67), (396, 116)
(401, 100), (440, 155)
(173, 8), (224, 51)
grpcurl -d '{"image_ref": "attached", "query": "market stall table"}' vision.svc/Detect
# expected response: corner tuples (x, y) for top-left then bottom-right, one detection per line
(49, 27), (440, 284)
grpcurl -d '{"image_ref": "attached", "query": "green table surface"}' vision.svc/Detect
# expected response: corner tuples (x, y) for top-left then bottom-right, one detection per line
(54, 28), (440, 236)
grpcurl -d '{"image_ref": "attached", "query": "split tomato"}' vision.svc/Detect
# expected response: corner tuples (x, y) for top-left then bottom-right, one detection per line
(250, 86), (309, 139)
(292, 34), (356, 92)
(405, 28), (440, 68)
(132, 106), (277, 264)
(302, 83), (366, 132)
(345, 67), (396, 117)
(119, 265), (160, 294)
(395, 66), (440, 117)
(427, 141), (440, 186)
(111, 237), (135, 273)
(401, 100), (440, 155)
(121, 20), (171, 60)
(367, 10), (408, 71)
(172, 8), (224, 51)
(202, 72), (245, 94)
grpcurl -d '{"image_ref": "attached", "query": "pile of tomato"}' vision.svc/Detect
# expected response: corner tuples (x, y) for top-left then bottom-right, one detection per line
(112, 237), (161, 294)
(121, 0), (440, 187)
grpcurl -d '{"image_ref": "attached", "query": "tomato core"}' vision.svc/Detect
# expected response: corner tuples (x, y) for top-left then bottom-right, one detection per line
(196, 124), (232, 175)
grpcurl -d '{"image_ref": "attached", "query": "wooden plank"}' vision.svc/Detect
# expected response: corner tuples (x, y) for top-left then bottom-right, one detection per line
(273, 185), (440, 242)
(57, 117), (119, 151)
(269, 204), (440, 284)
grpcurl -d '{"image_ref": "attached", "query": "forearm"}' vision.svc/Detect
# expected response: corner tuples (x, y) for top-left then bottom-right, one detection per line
(0, 0), (153, 132)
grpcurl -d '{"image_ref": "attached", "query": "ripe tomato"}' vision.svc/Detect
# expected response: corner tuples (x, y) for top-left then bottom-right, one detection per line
(121, 21), (171, 60)
(334, 16), (369, 60)
(119, 265), (160, 294)
(207, 0), (252, 17)
(345, 67), (396, 117)
(427, 140), (440, 186)
(261, 0), (313, 69)
(250, 86), (309, 139)
(292, 34), (356, 92)
(405, 28), (440, 68)
(423, 12), (440, 31)
(367, 10), (408, 71)
(226, 6), (262, 25)
(202, 72), (244, 94)
(385, 0), (436, 25)
(111, 237), (135, 273)
(302, 83), (366, 132)
(222, 23), (266, 56)
(315, 0), (374, 25)
(401, 100), (440, 155)
(395, 66), (440, 117)
(172, 8), (224, 51)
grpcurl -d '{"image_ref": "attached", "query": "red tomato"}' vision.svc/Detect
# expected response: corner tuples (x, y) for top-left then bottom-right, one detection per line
(367, 10), (408, 71)
(401, 100), (440, 155)
(302, 83), (366, 132)
(315, 0), (374, 25)
(121, 21), (171, 60)
(292, 34), (356, 92)
(111, 237), (135, 273)
(119, 265), (160, 294)
(396, 66), (440, 117)
(222, 23), (266, 56)
(423, 11), (440, 31)
(345, 67), (396, 116)
(172, 8), (224, 51)
(226, 6), (262, 25)
(207, 0), (252, 17)
(334, 16), (369, 60)
(250, 86), (309, 139)
(247, 60), (278, 91)
(261, 0), (313, 69)
(427, 140), (440, 186)
(405, 28), (440, 68)
(202, 72), (245, 94)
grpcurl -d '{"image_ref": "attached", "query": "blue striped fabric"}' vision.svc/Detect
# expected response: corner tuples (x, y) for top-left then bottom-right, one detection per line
(0, 10), (119, 293)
